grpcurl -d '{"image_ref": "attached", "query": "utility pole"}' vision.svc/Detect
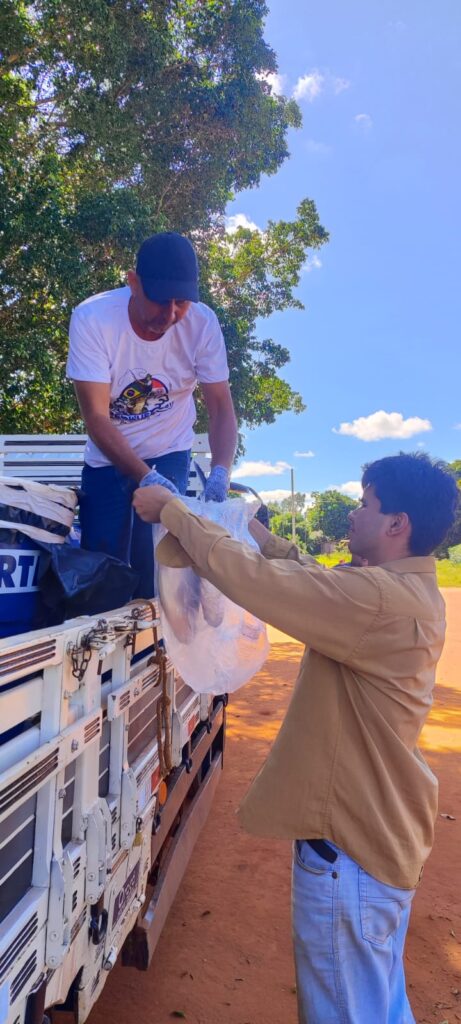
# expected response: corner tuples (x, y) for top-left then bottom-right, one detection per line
(291, 467), (296, 542)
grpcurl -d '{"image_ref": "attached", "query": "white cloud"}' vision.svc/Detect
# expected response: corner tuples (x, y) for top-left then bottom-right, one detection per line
(302, 254), (322, 273)
(224, 213), (260, 234)
(232, 460), (291, 480)
(332, 411), (433, 442)
(331, 481), (362, 499)
(294, 450), (315, 458)
(293, 70), (324, 102)
(354, 113), (373, 130)
(332, 76), (350, 94)
(259, 489), (313, 509)
(259, 488), (291, 504)
(259, 71), (287, 96)
(256, 71), (286, 96)
(305, 138), (332, 156)
(293, 69), (350, 103)
(454, 423), (461, 430)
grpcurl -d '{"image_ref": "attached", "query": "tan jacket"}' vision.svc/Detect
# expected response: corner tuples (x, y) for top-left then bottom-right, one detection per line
(158, 499), (446, 888)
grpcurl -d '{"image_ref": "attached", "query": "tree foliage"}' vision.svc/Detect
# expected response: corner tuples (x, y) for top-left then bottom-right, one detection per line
(307, 490), (358, 542)
(268, 510), (312, 552)
(267, 492), (307, 515)
(195, 199), (327, 431)
(0, 0), (328, 435)
(435, 459), (461, 557)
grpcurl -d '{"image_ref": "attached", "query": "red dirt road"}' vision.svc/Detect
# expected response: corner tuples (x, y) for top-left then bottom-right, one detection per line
(89, 589), (461, 1024)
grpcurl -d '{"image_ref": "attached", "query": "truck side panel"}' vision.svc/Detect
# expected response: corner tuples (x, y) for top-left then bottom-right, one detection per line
(0, 604), (224, 1024)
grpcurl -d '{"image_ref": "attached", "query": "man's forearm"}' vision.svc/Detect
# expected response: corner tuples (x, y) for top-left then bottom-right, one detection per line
(85, 414), (150, 482)
(157, 500), (381, 657)
(248, 517), (271, 551)
(208, 409), (237, 470)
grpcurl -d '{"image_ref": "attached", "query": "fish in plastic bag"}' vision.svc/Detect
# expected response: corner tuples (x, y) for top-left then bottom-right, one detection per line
(153, 495), (269, 693)
(199, 577), (225, 627)
(158, 568), (201, 644)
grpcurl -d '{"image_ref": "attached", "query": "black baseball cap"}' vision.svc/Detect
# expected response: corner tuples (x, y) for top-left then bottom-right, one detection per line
(136, 232), (199, 303)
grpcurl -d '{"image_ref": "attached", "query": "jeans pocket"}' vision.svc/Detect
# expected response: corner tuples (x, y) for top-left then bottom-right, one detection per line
(294, 840), (331, 876)
(359, 868), (414, 945)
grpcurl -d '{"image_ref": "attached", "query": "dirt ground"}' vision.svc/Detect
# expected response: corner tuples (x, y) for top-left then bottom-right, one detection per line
(89, 589), (461, 1024)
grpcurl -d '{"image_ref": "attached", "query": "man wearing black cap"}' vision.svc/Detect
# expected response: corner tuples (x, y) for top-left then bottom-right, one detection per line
(67, 232), (237, 596)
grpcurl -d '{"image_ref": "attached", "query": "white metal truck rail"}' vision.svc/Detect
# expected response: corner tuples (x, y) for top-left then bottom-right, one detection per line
(0, 602), (225, 1023)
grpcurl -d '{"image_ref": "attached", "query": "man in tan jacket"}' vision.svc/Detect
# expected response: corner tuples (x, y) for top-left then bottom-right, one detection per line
(133, 452), (458, 1024)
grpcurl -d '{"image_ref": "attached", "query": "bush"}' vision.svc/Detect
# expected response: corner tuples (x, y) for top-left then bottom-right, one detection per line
(436, 559), (461, 587)
(448, 543), (461, 564)
(306, 529), (324, 555)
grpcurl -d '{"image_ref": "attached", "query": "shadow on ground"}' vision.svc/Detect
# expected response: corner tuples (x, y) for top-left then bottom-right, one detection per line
(89, 599), (461, 1024)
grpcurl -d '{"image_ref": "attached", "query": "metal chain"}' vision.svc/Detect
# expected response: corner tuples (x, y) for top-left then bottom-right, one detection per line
(154, 647), (173, 778)
(125, 601), (158, 652)
(69, 634), (93, 682)
(68, 604), (158, 682)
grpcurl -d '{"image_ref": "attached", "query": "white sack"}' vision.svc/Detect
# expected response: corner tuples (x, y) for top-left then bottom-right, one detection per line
(154, 497), (269, 693)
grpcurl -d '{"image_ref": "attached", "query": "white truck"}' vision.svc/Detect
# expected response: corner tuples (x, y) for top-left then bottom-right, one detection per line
(0, 435), (226, 1024)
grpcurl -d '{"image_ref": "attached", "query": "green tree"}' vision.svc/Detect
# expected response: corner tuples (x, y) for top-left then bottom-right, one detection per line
(269, 510), (311, 551)
(266, 491), (307, 517)
(196, 202), (326, 432)
(435, 460), (461, 557)
(449, 461), (461, 474)
(0, 0), (328, 435)
(307, 490), (358, 542)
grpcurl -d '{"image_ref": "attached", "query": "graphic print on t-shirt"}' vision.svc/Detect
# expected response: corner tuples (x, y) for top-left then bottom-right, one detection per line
(110, 369), (173, 422)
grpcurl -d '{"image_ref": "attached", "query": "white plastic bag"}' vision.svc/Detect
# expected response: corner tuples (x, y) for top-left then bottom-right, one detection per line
(154, 496), (269, 693)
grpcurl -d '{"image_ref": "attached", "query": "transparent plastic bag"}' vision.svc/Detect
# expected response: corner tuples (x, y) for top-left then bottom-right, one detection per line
(153, 496), (269, 693)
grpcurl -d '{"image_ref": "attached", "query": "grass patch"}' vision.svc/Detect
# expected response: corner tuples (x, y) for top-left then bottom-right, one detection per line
(316, 552), (347, 568)
(315, 553), (461, 587)
(436, 559), (461, 587)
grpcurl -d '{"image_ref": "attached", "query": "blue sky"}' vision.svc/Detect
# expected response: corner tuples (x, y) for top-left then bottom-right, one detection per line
(225, 0), (461, 503)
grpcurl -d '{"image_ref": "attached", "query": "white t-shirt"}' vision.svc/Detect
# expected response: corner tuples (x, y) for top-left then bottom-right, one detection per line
(67, 286), (229, 468)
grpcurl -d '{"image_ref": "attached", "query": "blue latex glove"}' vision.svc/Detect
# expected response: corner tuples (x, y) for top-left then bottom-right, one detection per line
(140, 468), (178, 493)
(203, 465), (230, 503)
(255, 503), (270, 529)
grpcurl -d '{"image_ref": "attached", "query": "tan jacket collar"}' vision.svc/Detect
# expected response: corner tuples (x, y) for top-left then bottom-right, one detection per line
(377, 556), (436, 575)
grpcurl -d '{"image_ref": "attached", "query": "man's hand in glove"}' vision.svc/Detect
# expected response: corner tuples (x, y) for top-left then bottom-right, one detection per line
(139, 468), (178, 493)
(203, 465), (230, 502)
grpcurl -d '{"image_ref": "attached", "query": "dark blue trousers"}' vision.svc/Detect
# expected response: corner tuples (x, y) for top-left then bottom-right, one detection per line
(80, 450), (191, 598)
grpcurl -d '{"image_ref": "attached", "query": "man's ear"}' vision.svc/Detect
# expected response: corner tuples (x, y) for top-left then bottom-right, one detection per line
(388, 512), (410, 537)
(127, 269), (138, 293)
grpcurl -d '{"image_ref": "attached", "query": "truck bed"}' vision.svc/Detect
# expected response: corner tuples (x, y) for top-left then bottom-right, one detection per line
(0, 601), (224, 1023)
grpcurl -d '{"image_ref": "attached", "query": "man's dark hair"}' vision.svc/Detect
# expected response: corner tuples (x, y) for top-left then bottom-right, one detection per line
(362, 452), (459, 556)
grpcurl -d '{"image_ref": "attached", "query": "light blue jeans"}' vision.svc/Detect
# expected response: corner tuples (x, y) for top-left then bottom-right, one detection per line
(292, 840), (416, 1024)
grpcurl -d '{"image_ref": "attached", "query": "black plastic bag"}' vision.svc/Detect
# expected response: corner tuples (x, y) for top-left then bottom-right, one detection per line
(36, 542), (140, 624)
